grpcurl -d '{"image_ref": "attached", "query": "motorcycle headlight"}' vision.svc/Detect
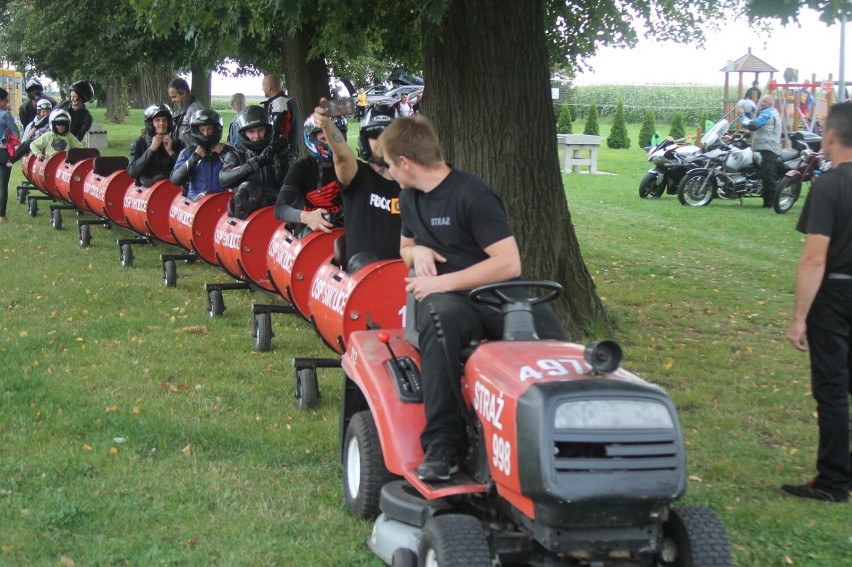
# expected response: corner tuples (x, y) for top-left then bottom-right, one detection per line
(554, 399), (674, 430)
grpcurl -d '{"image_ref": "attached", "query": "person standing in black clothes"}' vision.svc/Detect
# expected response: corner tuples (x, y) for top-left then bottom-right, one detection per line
(376, 116), (566, 481)
(313, 100), (401, 269)
(782, 102), (852, 503)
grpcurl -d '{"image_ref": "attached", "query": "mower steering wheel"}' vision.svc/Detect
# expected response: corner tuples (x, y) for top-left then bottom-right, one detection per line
(469, 280), (562, 309)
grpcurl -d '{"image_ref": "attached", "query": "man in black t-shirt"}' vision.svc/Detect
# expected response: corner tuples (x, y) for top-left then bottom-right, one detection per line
(313, 100), (401, 268)
(782, 102), (852, 504)
(376, 116), (565, 481)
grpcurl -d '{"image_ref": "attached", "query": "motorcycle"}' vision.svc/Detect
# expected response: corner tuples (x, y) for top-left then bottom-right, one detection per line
(677, 119), (799, 207)
(638, 138), (701, 199)
(774, 131), (829, 214)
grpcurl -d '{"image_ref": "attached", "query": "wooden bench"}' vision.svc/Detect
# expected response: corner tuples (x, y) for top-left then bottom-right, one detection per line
(557, 134), (602, 174)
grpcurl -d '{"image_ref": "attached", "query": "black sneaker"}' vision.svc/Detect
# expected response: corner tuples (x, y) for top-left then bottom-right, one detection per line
(780, 480), (848, 503)
(416, 444), (458, 481)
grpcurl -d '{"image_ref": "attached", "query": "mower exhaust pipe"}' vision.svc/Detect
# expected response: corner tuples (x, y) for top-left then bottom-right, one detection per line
(584, 339), (623, 374)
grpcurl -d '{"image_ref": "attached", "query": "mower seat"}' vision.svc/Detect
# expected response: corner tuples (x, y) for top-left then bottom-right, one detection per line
(332, 233), (347, 270)
(66, 148), (100, 164)
(92, 156), (129, 177)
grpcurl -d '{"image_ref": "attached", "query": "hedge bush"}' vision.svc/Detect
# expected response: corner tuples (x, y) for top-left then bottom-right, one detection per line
(606, 100), (630, 149)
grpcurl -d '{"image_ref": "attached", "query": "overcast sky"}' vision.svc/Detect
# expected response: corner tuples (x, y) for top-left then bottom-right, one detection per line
(211, 8), (849, 96)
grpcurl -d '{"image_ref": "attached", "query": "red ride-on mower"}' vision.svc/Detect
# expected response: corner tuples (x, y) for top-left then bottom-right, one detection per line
(340, 281), (732, 566)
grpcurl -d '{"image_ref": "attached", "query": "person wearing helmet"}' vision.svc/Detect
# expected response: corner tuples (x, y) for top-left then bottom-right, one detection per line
(0, 87), (21, 221)
(168, 78), (205, 149)
(273, 113), (342, 236)
(11, 99), (53, 163)
(170, 109), (231, 200)
(30, 108), (84, 159)
(56, 81), (94, 141)
(18, 78), (57, 129)
(219, 105), (283, 219)
(312, 100), (402, 269)
(127, 104), (184, 187)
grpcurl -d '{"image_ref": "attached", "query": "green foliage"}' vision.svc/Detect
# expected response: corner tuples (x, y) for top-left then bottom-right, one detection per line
(638, 108), (657, 149)
(566, 85), (724, 124)
(669, 110), (686, 139)
(699, 110), (713, 130)
(606, 100), (631, 149)
(583, 101), (599, 136)
(556, 104), (573, 134)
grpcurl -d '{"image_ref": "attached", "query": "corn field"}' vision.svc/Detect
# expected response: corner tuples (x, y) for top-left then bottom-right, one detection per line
(554, 84), (725, 125)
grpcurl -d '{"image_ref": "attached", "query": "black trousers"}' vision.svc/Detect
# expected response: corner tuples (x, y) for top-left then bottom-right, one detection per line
(415, 291), (566, 453)
(806, 280), (852, 496)
(759, 149), (779, 206)
(0, 162), (11, 217)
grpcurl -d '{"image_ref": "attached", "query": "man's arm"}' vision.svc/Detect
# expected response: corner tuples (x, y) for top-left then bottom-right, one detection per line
(404, 236), (522, 300)
(314, 101), (358, 186)
(786, 233), (830, 352)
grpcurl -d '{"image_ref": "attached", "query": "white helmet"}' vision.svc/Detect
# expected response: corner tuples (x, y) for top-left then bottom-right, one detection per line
(48, 108), (71, 134)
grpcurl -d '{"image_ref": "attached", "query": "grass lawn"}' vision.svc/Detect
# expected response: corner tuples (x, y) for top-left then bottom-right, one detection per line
(1, 109), (848, 566)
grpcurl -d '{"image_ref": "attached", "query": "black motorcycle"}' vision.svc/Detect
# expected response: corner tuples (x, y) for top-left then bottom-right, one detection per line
(639, 138), (703, 199)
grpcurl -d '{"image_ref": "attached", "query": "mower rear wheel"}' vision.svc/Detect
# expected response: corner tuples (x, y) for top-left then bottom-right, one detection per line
(79, 224), (91, 248)
(119, 243), (134, 268)
(17, 186), (28, 204)
(657, 505), (732, 567)
(27, 198), (38, 217)
(254, 312), (272, 352)
(163, 260), (177, 288)
(344, 411), (393, 519)
(418, 514), (492, 567)
(50, 209), (62, 230)
(208, 289), (225, 318)
(295, 368), (319, 410)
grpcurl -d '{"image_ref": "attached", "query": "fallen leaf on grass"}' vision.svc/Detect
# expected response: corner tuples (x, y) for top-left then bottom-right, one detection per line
(82, 444), (92, 452)
(105, 405), (118, 413)
(182, 444), (191, 456)
(19, 330), (27, 337)
(688, 475), (703, 483)
(157, 382), (189, 393)
(109, 447), (119, 455)
(783, 556), (793, 565)
(177, 325), (208, 334)
(60, 556), (75, 567)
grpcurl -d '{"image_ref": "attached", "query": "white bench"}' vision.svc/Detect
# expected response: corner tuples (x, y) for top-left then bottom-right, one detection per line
(557, 134), (602, 174)
(85, 123), (108, 149)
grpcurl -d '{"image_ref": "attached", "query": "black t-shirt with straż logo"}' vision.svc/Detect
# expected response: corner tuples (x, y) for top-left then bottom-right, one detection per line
(341, 161), (402, 263)
(796, 161), (852, 275)
(400, 168), (513, 276)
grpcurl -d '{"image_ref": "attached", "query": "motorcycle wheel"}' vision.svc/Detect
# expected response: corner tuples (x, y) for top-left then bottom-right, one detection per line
(773, 177), (802, 214)
(639, 172), (664, 199)
(677, 171), (715, 207)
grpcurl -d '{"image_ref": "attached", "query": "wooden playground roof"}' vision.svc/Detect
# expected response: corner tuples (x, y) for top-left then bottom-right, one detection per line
(719, 48), (778, 73)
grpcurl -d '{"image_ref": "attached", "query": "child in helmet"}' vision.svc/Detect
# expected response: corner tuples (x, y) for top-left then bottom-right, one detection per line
(273, 113), (343, 236)
(30, 109), (84, 158)
(170, 109), (232, 200)
(18, 78), (57, 129)
(12, 99), (53, 162)
(220, 105), (284, 219)
(128, 104), (184, 187)
(55, 81), (94, 141)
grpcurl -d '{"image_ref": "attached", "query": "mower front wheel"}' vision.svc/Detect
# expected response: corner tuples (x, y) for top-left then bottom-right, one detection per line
(343, 411), (393, 519)
(119, 243), (134, 268)
(163, 260), (177, 288)
(418, 514), (492, 567)
(295, 368), (319, 410)
(254, 312), (272, 352)
(27, 198), (38, 217)
(208, 289), (225, 318)
(657, 505), (732, 567)
(50, 209), (62, 230)
(79, 224), (91, 248)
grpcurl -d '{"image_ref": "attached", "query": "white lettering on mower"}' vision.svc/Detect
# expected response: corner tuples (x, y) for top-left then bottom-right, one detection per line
(269, 239), (296, 273)
(83, 181), (106, 201)
(492, 433), (511, 476)
(473, 381), (504, 431)
(56, 170), (72, 183)
(124, 195), (147, 213)
(169, 204), (194, 226)
(518, 358), (585, 381)
(310, 278), (349, 316)
(214, 228), (240, 250)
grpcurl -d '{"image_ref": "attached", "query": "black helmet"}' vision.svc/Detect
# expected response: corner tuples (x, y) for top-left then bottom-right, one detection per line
(358, 104), (397, 160)
(143, 104), (174, 137)
(190, 109), (223, 150)
(69, 81), (94, 103)
(25, 78), (44, 99)
(48, 108), (71, 134)
(234, 105), (272, 152)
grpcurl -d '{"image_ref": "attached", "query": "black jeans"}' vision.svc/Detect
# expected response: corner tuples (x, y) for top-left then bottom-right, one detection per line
(759, 149), (778, 206)
(0, 162), (11, 217)
(415, 290), (566, 453)
(806, 280), (852, 496)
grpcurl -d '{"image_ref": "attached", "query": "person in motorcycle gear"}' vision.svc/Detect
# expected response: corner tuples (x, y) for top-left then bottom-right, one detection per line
(19, 78), (57, 129)
(30, 108), (83, 158)
(377, 116), (566, 481)
(737, 94), (782, 208)
(56, 80), (94, 141)
(219, 105), (284, 219)
(261, 74), (300, 172)
(313, 100), (402, 268)
(274, 113), (342, 236)
(128, 104), (184, 187)
(170, 109), (231, 200)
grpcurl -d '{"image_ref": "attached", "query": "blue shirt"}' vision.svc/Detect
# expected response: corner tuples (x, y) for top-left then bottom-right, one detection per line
(0, 108), (21, 143)
(171, 146), (228, 200)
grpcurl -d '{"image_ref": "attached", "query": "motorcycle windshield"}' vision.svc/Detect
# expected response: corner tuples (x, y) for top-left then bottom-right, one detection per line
(702, 119), (730, 147)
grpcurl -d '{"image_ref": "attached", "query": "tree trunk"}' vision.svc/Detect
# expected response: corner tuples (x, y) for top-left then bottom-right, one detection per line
(105, 78), (130, 124)
(190, 65), (212, 109)
(129, 66), (174, 109)
(281, 26), (331, 158)
(422, 0), (608, 338)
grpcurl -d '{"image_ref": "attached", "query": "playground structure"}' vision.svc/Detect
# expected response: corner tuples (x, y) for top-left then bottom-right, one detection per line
(0, 69), (24, 123)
